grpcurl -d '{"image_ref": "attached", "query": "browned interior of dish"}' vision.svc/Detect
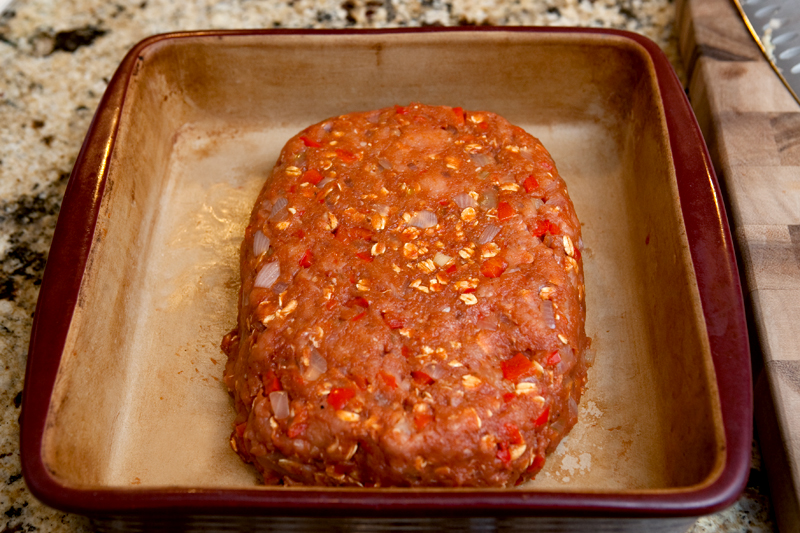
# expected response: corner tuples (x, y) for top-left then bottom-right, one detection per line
(42, 31), (725, 492)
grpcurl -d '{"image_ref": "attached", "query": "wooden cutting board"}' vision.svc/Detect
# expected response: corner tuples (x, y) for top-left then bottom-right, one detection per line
(676, 0), (800, 530)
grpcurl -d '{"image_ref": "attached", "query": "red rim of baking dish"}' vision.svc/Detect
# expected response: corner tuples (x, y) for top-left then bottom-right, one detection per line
(19, 26), (752, 519)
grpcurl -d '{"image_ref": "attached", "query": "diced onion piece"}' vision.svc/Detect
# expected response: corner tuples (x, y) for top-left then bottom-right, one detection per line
(476, 315), (498, 331)
(519, 148), (534, 161)
(272, 281), (290, 294)
(541, 300), (556, 329)
(521, 197), (543, 218)
(424, 364), (445, 380)
(454, 193), (478, 210)
(557, 345), (576, 374)
(376, 204), (390, 217)
(270, 197), (288, 219)
(269, 391), (289, 420)
(304, 348), (328, 381)
(316, 177), (335, 188)
(408, 210), (438, 228)
(253, 231), (270, 257)
(568, 397), (579, 421)
(378, 158), (392, 170)
(479, 189), (498, 210)
(310, 348), (327, 373)
(477, 224), (501, 245)
(393, 417), (412, 437)
(398, 376), (410, 392)
(583, 347), (595, 366)
(476, 283), (495, 298)
(433, 252), (453, 267)
(470, 153), (493, 167)
(254, 261), (280, 289)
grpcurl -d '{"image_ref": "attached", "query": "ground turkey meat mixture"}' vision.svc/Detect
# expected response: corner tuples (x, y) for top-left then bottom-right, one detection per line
(222, 103), (589, 487)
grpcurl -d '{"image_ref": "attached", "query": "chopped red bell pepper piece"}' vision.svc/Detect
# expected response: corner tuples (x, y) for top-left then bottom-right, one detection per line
(504, 423), (524, 445)
(356, 251), (373, 263)
(335, 148), (358, 163)
(574, 247), (581, 261)
(327, 387), (355, 410)
(401, 345), (411, 358)
(299, 249), (313, 268)
(523, 176), (539, 193)
(496, 442), (511, 467)
(336, 227), (373, 243)
(532, 219), (549, 237)
(452, 106), (465, 124)
(532, 219), (560, 238)
(411, 370), (434, 386)
(501, 353), (533, 382)
(378, 371), (398, 390)
(302, 168), (323, 185)
(300, 135), (322, 148)
(414, 412), (434, 431)
(351, 311), (367, 321)
(497, 201), (515, 221)
(394, 104), (407, 115)
(445, 263), (458, 274)
(534, 406), (550, 427)
(235, 422), (247, 439)
(263, 371), (282, 394)
(502, 392), (516, 403)
(547, 350), (561, 365)
(480, 257), (507, 278)
(345, 297), (369, 308)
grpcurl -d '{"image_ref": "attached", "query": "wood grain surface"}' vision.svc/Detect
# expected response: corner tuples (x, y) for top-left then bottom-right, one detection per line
(677, 0), (800, 530)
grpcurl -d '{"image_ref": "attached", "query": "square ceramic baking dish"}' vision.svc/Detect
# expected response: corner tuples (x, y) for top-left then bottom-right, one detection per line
(20, 28), (751, 531)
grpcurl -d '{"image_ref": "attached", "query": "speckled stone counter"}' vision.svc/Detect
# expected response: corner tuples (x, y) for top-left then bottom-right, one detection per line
(0, 0), (777, 531)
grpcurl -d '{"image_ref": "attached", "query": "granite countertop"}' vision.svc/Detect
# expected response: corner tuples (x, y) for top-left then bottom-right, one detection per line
(0, 0), (778, 531)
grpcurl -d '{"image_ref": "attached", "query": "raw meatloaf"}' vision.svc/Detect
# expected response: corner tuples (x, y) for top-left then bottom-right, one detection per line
(222, 103), (589, 487)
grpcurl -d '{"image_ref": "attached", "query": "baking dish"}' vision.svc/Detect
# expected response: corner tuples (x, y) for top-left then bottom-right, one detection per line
(20, 28), (751, 531)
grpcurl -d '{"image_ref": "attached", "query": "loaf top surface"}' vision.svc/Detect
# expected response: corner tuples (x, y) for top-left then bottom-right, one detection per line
(223, 103), (588, 487)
